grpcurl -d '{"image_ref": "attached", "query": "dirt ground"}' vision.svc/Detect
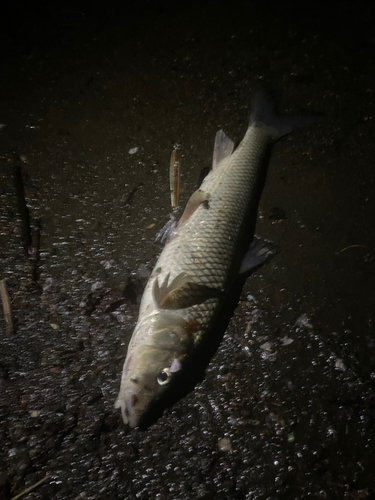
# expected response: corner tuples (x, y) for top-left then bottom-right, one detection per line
(0, 1), (374, 499)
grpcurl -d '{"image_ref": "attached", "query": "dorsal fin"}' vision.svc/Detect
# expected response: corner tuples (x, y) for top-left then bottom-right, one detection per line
(213, 129), (235, 169)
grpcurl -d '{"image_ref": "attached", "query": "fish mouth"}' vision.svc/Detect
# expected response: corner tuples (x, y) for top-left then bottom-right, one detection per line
(114, 391), (143, 428)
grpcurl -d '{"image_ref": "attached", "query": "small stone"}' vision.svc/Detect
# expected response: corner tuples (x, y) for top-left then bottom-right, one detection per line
(91, 281), (104, 292)
(334, 358), (346, 372)
(280, 337), (294, 346)
(218, 437), (232, 453)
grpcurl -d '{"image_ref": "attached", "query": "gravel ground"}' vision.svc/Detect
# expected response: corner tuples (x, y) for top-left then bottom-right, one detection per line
(0, 1), (374, 499)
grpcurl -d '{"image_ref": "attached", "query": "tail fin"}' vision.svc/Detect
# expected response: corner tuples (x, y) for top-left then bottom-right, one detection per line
(250, 89), (320, 141)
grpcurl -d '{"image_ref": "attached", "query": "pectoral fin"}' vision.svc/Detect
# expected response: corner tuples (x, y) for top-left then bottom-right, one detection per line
(177, 189), (211, 227)
(239, 237), (279, 274)
(170, 358), (182, 372)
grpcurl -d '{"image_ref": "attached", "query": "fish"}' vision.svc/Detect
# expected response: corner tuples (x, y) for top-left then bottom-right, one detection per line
(115, 91), (311, 427)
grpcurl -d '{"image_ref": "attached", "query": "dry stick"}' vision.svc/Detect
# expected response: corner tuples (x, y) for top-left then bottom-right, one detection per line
(0, 279), (15, 334)
(31, 218), (41, 282)
(10, 475), (49, 500)
(340, 244), (367, 253)
(170, 145), (180, 209)
(13, 165), (41, 281)
(13, 165), (32, 255)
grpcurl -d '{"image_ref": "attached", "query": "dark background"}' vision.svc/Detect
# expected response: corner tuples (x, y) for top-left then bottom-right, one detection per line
(1, 1), (374, 499)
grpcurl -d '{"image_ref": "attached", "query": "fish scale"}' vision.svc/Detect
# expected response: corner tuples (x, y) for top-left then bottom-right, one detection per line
(135, 126), (272, 328)
(115, 92), (299, 427)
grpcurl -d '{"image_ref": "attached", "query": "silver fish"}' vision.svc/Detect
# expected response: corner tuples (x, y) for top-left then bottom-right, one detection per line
(115, 91), (303, 427)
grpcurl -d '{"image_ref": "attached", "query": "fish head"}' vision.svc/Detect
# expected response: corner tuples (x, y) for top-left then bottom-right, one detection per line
(115, 315), (190, 427)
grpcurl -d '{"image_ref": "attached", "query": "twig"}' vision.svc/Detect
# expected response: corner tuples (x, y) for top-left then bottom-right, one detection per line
(0, 279), (15, 334)
(123, 182), (144, 206)
(340, 244), (367, 253)
(170, 145), (180, 208)
(11, 475), (49, 500)
(31, 219), (41, 282)
(13, 165), (32, 254)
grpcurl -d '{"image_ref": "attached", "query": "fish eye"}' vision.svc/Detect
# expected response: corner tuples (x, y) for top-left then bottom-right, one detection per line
(157, 368), (171, 385)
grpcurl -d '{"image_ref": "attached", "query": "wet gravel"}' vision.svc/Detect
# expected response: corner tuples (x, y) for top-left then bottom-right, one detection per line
(1, 1), (375, 499)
